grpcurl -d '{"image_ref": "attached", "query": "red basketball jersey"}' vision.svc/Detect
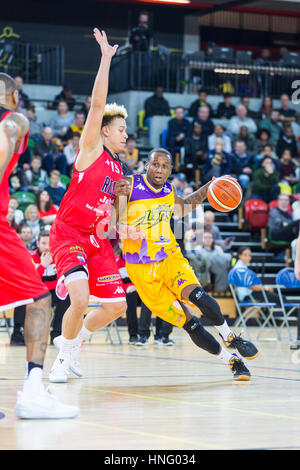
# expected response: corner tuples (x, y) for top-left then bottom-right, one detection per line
(0, 107), (29, 217)
(56, 146), (123, 235)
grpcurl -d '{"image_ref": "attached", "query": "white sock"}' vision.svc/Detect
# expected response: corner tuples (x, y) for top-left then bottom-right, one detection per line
(60, 336), (80, 355)
(215, 321), (233, 342)
(77, 324), (93, 343)
(23, 366), (43, 396)
(216, 347), (236, 365)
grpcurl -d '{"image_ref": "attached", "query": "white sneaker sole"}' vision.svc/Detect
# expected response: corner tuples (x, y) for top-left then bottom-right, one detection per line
(48, 374), (68, 383)
(15, 404), (79, 419)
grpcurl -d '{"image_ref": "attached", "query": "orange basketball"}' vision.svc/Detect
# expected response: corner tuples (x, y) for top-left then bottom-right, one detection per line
(207, 176), (243, 212)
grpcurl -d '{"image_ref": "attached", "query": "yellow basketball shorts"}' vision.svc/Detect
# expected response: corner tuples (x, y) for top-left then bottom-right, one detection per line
(125, 248), (200, 328)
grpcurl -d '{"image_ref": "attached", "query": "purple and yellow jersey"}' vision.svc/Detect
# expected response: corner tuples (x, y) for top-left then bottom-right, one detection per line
(121, 174), (178, 264)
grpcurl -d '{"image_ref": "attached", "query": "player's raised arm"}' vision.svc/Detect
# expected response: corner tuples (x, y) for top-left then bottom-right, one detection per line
(77, 29), (118, 170)
(0, 112), (29, 182)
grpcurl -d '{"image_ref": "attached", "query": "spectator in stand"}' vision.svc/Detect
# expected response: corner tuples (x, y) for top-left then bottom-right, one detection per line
(19, 224), (36, 250)
(24, 155), (49, 194)
(50, 100), (74, 139)
(34, 127), (67, 175)
(118, 151), (134, 176)
(279, 149), (298, 186)
(259, 110), (282, 145)
(45, 170), (66, 206)
(30, 231), (70, 343)
(252, 156), (280, 203)
(193, 105), (214, 136)
(231, 140), (253, 190)
(240, 97), (258, 121)
(252, 129), (273, 158)
(232, 125), (256, 157)
(228, 104), (257, 135)
(234, 247), (287, 307)
(9, 165), (26, 193)
(194, 230), (232, 293)
(80, 96), (91, 119)
(259, 96), (273, 120)
(7, 206), (21, 233)
(22, 204), (43, 240)
(144, 86), (170, 122)
(215, 93), (236, 120)
(167, 106), (190, 161)
(278, 47), (289, 64)
(203, 141), (231, 182)
(268, 194), (300, 242)
(63, 132), (80, 174)
(14, 76), (30, 109)
(254, 144), (279, 169)
(129, 10), (152, 52)
(208, 124), (232, 154)
(53, 85), (76, 111)
(204, 210), (234, 251)
(124, 135), (139, 169)
(36, 189), (58, 225)
(64, 111), (85, 142)
(9, 196), (24, 225)
(184, 122), (208, 175)
(256, 48), (272, 65)
(278, 93), (297, 123)
(172, 172), (187, 197)
(26, 105), (44, 140)
(188, 88), (213, 119)
(276, 125), (298, 158)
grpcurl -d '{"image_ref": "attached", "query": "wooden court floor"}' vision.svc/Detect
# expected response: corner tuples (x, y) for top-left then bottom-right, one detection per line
(1, 326), (300, 450)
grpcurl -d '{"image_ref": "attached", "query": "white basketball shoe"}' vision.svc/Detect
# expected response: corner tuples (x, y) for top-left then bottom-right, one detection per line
(15, 386), (79, 419)
(53, 335), (83, 378)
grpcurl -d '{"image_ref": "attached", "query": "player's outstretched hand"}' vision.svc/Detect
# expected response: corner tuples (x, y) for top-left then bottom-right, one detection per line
(93, 28), (118, 58)
(115, 179), (131, 197)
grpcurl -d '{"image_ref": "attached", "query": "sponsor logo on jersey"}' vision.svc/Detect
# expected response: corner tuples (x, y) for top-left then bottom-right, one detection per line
(135, 203), (173, 229)
(163, 186), (171, 193)
(70, 245), (85, 253)
(97, 274), (121, 283)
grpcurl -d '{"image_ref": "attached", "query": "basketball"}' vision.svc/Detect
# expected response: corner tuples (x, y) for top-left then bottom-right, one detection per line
(207, 176), (243, 212)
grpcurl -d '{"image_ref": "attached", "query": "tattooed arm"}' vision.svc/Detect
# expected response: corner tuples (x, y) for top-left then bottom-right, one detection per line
(173, 180), (212, 218)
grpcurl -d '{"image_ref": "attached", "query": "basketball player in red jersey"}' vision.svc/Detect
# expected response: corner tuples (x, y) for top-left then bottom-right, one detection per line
(49, 29), (136, 382)
(0, 73), (79, 419)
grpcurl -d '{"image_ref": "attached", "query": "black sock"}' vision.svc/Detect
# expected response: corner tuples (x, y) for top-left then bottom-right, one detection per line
(183, 316), (220, 355)
(27, 362), (43, 374)
(189, 286), (224, 326)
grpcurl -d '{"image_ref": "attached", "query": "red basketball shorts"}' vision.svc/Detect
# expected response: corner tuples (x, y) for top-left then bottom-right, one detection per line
(0, 216), (49, 311)
(50, 220), (125, 303)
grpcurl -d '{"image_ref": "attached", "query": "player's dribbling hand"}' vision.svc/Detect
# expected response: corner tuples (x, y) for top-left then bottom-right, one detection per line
(115, 179), (131, 197)
(93, 28), (118, 58)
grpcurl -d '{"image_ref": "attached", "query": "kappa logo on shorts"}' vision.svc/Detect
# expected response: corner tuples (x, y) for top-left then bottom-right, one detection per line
(114, 287), (124, 295)
(97, 274), (121, 283)
(177, 278), (187, 287)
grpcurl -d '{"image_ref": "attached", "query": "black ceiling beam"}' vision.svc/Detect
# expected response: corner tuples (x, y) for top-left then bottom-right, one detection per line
(194, 0), (259, 17)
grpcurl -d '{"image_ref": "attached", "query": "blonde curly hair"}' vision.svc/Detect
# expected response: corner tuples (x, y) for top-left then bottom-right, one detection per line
(102, 103), (128, 127)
